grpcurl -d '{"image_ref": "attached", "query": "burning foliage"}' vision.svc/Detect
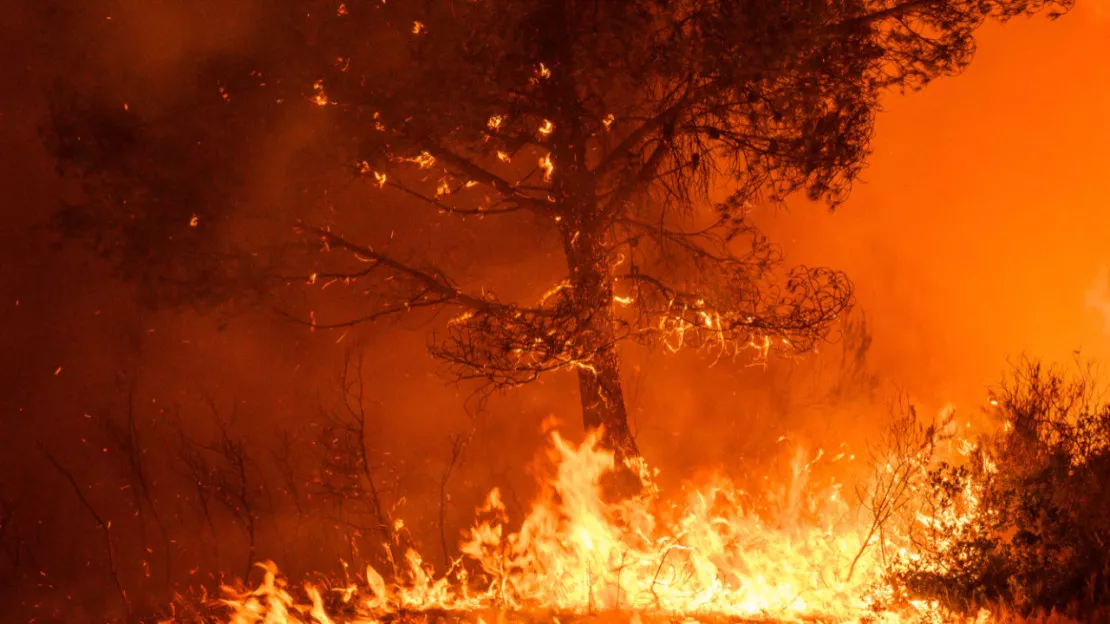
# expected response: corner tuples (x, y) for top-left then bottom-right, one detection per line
(887, 359), (1110, 618)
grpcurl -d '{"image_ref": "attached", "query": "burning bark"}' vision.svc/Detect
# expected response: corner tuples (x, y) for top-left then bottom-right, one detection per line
(560, 202), (639, 459)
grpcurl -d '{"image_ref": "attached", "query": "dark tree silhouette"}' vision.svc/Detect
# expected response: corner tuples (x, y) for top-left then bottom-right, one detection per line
(289, 0), (1069, 457)
(45, 0), (1072, 458)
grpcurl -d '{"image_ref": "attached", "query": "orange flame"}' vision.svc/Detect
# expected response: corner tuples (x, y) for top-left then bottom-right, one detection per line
(215, 431), (932, 623)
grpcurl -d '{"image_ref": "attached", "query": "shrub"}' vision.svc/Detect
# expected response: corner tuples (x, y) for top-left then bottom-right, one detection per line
(890, 359), (1110, 617)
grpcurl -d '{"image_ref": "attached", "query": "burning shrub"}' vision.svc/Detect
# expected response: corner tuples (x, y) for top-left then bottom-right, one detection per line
(890, 359), (1110, 618)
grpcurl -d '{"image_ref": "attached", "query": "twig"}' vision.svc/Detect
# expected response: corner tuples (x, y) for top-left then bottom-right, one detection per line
(105, 391), (174, 588)
(438, 433), (468, 567)
(40, 445), (131, 618)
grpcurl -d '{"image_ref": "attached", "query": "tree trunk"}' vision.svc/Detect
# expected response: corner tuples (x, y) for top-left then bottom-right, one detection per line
(541, 24), (640, 462)
(576, 344), (639, 460)
(560, 214), (640, 462)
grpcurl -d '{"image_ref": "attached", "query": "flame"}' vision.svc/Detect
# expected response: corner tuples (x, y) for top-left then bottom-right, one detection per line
(408, 151), (437, 169)
(357, 161), (388, 188)
(216, 431), (913, 623)
(311, 80), (328, 107)
(539, 153), (554, 181)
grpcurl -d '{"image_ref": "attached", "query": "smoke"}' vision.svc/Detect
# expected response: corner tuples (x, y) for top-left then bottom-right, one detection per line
(762, 6), (1110, 411)
(1085, 266), (1110, 333)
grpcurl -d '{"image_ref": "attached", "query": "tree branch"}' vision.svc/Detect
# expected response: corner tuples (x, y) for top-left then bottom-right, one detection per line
(592, 105), (680, 180)
(420, 142), (549, 209)
(305, 225), (492, 310)
(41, 446), (131, 619)
(385, 177), (524, 216)
(301, 225), (559, 322)
(842, 0), (941, 28)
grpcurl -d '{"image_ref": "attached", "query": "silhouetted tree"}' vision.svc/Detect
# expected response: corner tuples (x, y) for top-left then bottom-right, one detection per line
(291, 0), (1071, 457)
(45, 0), (1072, 458)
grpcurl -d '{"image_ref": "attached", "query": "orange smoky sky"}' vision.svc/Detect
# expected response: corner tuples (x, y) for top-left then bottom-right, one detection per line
(763, 3), (1110, 411)
(615, 5), (1110, 469)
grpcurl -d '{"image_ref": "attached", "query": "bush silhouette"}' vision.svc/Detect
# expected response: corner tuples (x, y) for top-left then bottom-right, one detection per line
(891, 359), (1110, 617)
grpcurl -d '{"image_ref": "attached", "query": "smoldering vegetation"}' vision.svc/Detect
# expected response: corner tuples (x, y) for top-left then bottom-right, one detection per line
(887, 359), (1110, 617)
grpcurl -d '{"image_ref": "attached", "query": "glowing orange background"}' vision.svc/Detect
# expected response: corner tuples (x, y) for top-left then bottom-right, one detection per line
(766, 5), (1110, 408)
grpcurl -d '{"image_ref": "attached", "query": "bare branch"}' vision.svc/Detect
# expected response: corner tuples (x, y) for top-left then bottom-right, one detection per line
(383, 177), (524, 216)
(302, 225), (555, 320)
(421, 142), (549, 209)
(40, 446), (131, 618)
(438, 433), (468, 567)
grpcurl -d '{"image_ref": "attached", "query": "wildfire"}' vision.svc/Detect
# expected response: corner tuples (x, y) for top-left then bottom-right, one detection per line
(212, 430), (951, 624)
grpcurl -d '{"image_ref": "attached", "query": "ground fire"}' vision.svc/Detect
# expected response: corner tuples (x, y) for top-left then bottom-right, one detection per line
(4, 0), (1109, 623)
(199, 382), (1110, 624)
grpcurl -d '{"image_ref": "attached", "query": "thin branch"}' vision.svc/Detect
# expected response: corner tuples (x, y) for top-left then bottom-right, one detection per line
(275, 295), (454, 330)
(40, 446), (130, 619)
(342, 350), (402, 571)
(421, 142), (547, 209)
(438, 434), (468, 567)
(385, 178), (524, 216)
(305, 225), (502, 313)
(842, 0), (940, 28)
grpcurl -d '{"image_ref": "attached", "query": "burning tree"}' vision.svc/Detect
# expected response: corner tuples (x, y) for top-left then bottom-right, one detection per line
(295, 0), (1070, 456)
(45, 0), (1072, 458)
